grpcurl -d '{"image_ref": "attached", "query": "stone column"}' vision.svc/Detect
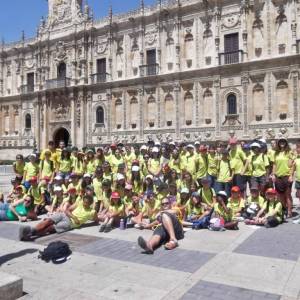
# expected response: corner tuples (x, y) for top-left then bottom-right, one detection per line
(291, 69), (299, 135)
(106, 91), (112, 143)
(174, 82), (181, 141)
(195, 81), (199, 126)
(138, 87), (144, 141)
(70, 91), (76, 146)
(267, 72), (272, 122)
(214, 76), (221, 139)
(41, 94), (47, 149)
(123, 91), (127, 130)
(157, 86), (161, 128)
(87, 91), (93, 145)
(242, 73), (250, 137)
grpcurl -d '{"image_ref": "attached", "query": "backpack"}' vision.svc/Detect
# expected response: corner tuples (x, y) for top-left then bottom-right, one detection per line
(38, 241), (72, 264)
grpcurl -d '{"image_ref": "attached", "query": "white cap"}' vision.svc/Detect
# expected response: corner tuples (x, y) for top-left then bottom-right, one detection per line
(54, 186), (63, 192)
(217, 191), (227, 197)
(83, 173), (91, 178)
(259, 138), (267, 144)
(152, 147), (159, 153)
(187, 144), (194, 149)
(154, 141), (161, 146)
(145, 174), (154, 180)
(29, 153), (36, 158)
(140, 145), (147, 150)
(132, 165), (140, 172)
(250, 142), (261, 148)
(180, 187), (190, 194)
(194, 141), (200, 145)
(169, 141), (175, 146)
(116, 173), (125, 181)
(54, 175), (63, 180)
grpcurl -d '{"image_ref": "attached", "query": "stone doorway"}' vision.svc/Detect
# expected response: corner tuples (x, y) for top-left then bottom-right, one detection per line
(53, 127), (70, 148)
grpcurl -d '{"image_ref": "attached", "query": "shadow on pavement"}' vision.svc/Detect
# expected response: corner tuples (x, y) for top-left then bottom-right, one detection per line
(0, 248), (37, 266)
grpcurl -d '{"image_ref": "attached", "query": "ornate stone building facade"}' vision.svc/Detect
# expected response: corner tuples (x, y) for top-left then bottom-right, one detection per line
(0, 0), (300, 159)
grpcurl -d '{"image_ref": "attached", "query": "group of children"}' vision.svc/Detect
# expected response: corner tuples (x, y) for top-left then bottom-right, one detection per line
(1, 137), (300, 249)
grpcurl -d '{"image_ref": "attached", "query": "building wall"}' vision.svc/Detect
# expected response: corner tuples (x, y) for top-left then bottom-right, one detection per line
(0, 0), (300, 158)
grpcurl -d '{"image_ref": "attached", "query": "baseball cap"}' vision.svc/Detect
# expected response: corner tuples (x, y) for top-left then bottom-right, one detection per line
(145, 174), (154, 180)
(29, 176), (38, 182)
(231, 186), (240, 193)
(266, 188), (277, 195)
(250, 142), (261, 148)
(132, 165), (140, 172)
(54, 186), (62, 192)
(68, 187), (77, 193)
(217, 191), (228, 199)
(152, 147), (159, 153)
(116, 173), (125, 181)
(140, 145), (147, 150)
(54, 175), (63, 180)
(83, 173), (91, 178)
(111, 191), (120, 199)
(180, 187), (190, 194)
(187, 144), (195, 149)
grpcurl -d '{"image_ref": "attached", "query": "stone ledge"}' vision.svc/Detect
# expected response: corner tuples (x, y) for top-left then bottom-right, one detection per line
(0, 271), (23, 300)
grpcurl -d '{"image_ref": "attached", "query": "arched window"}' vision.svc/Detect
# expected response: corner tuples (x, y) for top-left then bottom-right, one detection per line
(25, 114), (31, 129)
(227, 94), (237, 115)
(96, 106), (104, 124)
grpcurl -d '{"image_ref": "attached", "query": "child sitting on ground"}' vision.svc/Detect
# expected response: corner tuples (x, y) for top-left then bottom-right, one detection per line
(227, 186), (245, 221)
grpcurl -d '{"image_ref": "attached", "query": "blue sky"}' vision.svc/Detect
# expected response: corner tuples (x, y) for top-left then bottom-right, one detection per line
(0, 0), (156, 43)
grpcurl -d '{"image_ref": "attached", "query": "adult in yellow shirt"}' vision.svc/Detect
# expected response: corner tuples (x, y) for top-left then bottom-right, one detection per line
(184, 145), (198, 179)
(40, 141), (58, 165)
(39, 150), (55, 181)
(19, 194), (98, 240)
(23, 154), (39, 190)
(216, 149), (233, 197)
(13, 154), (25, 178)
(229, 138), (246, 195)
(271, 138), (293, 218)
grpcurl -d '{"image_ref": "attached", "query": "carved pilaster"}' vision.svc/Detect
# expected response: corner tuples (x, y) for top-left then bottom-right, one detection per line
(242, 73), (250, 137)
(195, 81), (199, 126)
(87, 91), (92, 144)
(266, 0), (271, 56)
(174, 82), (180, 140)
(291, 70), (299, 134)
(107, 91), (112, 142)
(266, 72), (272, 122)
(138, 88), (144, 140)
(214, 76), (221, 138)
(157, 86), (161, 128)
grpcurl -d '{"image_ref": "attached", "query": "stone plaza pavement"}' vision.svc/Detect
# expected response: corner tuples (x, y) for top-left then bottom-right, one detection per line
(0, 167), (300, 299)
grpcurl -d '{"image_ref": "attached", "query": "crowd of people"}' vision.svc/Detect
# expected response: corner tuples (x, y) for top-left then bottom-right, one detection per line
(1, 137), (300, 253)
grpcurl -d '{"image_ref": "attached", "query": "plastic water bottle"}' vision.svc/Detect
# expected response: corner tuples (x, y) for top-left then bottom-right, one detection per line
(120, 219), (125, 230)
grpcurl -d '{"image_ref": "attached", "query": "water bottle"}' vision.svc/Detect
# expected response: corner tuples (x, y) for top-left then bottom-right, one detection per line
(119, 219), (125, 230)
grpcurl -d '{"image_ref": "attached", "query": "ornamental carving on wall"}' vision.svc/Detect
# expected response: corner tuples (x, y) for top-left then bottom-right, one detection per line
(145, 26), (158, 46)
(54, 41), (67, 62)
(222, 14), (241, 29)
(51, 96), (70, 121)
(96, 36), (108, 54)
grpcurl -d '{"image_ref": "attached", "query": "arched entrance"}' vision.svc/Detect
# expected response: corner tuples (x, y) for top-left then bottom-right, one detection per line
(53, 127), (70, 148)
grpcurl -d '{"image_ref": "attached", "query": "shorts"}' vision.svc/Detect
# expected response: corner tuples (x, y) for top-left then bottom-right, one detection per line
(275, 176), (292, 194)
(295, 181), (300, 190)
(251, 175), (267, 187)
(153, 212), (184, 244)
(49, 212), (72, 233)
(233, 174), (245, 192)
(0, 203), (9, 221)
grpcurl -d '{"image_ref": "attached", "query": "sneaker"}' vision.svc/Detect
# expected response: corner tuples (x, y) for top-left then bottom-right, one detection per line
(293, 218), (300, 224)
(99, 224), (106, 232)
(19, 225), (32, 241)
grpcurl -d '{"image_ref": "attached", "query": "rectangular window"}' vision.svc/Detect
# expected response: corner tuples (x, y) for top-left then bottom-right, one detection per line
(224, 33), (239, 64)
(146, 49), (156, 75)
(27, 73), (34, 92)
(96, 58), (106, 82)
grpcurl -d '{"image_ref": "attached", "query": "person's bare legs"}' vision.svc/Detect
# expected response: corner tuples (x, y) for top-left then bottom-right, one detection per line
(161, 213), (176, 241)
(33, 218), (55, 236)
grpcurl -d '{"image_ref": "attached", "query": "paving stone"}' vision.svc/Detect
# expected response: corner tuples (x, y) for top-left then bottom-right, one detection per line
(181, 281), (281, 300)
(77, 237), (214, 273)
(234, 223), (300, 261)
(0, 222), (21, 241)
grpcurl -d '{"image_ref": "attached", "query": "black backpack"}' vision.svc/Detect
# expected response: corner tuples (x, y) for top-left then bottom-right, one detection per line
(38, 241), (72, 264)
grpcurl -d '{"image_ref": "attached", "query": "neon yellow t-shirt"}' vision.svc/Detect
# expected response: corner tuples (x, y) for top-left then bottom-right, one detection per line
(274, 151), (292, 177)
(207, 153), (218, 177)
(70, 203), (96, 228)
(39, 160), (54, 178)
(229, 148), (246, 174)
(24, 162), (39, 181)
(251, 153), (269, 177)
(227, 197), (245, 216)
(217, 160), (232, 183)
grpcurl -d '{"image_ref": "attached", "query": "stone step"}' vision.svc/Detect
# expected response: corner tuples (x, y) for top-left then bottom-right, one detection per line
(0, 271), (23, 300)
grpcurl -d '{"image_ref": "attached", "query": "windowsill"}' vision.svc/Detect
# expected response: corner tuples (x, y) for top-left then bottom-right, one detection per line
(95, 123), (105, 128)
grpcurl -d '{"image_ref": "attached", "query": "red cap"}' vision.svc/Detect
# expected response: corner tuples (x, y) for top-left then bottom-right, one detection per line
(110, 143), (117, 149)
(229, 137), (238, 145)
(231, 186), (240, 193)
(43, 176), (51, 182)
(266, 188), (277, 195)
(29, 176), (38, 182)
(111, 191), (120, 199)
(68, 187), (77, 193)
